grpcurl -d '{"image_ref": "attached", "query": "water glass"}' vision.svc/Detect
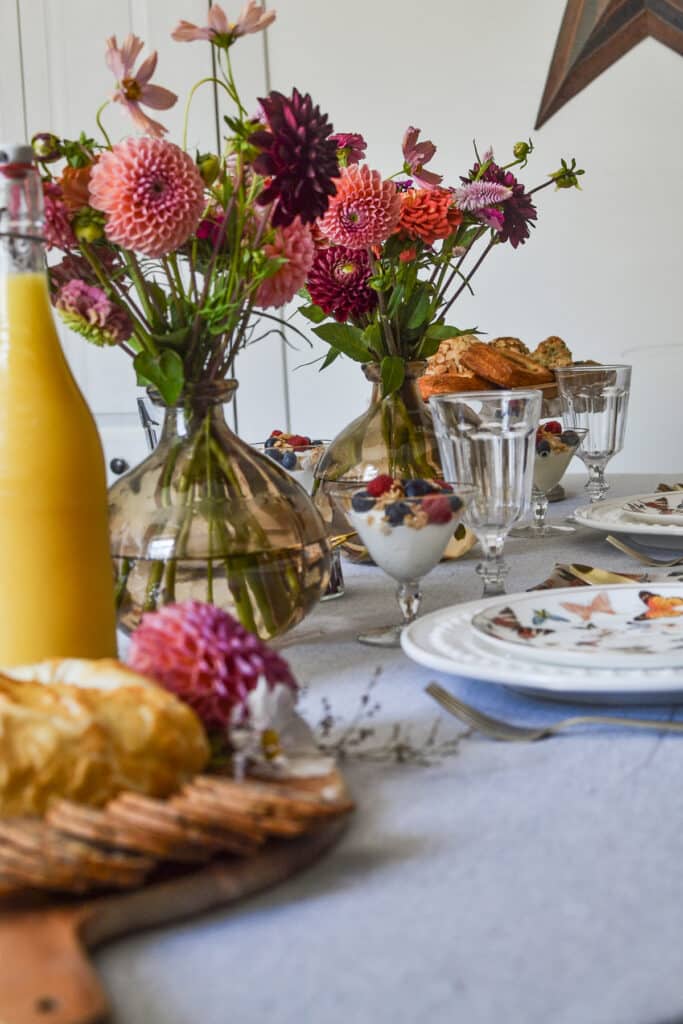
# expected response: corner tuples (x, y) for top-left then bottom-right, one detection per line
(430, 390), (542, 596)
(554, 365), (631, 503)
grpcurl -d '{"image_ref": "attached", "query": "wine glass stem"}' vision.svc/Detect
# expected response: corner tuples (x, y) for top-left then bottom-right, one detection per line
(585, 462), (609, 502)
(476, 536), (509, 597)
(397, 580), (422, 624)
(532, 489), (549, 530)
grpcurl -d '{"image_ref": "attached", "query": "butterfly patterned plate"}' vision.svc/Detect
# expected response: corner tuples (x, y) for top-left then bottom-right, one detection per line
(574, 495), (683, 549)
(401, 590), (683, 704)
(471, 583), (683, 669)
(622, 493), (683, 526)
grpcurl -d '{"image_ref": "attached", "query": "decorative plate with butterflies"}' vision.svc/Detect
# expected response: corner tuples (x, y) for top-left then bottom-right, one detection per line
(471, 583), (683, 669)
(623, 493), (683, 527)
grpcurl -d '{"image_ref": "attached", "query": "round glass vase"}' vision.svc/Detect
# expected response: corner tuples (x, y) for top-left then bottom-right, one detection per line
(109, 381), (331, 640)
(314, 361), (442, 561)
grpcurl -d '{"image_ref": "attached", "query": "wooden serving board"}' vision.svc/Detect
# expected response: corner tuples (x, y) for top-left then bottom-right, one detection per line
(0, 777), (350, 1024)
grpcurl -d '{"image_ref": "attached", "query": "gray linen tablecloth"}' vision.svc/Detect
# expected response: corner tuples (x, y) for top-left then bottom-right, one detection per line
(99, 474), (683, 1024)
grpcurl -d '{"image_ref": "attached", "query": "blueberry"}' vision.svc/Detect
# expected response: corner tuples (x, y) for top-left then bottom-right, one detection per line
(264, 436), (276, 448)
(351, 491), (375, 512)
(310, 439), (323, 446)
(449, 495), (464, 513)
(385, 501), (411, 526)
(404, 478), (436, 497)
(536, 440), (551, 456)
(282, 451), (297, 470)
(560, 430), (580, 448)
(267, 447), (283, 463)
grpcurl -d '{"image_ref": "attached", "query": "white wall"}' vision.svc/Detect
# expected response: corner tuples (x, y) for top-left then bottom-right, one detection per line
(2, 0), (682, 473)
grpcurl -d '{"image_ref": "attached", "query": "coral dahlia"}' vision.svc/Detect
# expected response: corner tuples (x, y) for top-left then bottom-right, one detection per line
(55, 280), (133, 347)
(318, 165), (401, 250)
(256, 217), (315, 309)
(398, 187), (462, 246)
(307, 245), (377, 323)
(128, 601), (298, 733)
(251, 88), (339, 227)
(89, 137), (205, 258)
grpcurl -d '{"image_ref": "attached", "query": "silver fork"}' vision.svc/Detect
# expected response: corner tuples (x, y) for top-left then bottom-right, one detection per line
(606, 534), (683, 567)
(425, 682), (683, 742)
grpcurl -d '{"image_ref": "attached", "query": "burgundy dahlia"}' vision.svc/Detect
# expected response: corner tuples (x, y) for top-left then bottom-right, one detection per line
(465, 162), (537, 248)
(307, 245), (377, 323)
(250, 88), (339, 227)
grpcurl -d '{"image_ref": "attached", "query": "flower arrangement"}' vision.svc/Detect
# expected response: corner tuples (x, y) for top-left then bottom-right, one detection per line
(33, 2), (339, 404)
(299, 132), (584, 396)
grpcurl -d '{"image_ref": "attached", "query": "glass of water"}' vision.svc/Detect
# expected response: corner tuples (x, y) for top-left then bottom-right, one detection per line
(430, 390), (542, 596)
(554, 365), (631, 503)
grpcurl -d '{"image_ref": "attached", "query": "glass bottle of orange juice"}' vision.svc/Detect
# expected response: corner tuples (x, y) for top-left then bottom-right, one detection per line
(0, 143), (117, 664)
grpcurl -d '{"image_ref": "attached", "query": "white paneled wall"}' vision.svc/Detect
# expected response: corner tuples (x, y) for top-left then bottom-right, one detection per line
(1, 0), (682, 473)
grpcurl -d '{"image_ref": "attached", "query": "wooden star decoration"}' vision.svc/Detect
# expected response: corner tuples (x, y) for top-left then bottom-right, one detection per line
(536, 0), (683, 128)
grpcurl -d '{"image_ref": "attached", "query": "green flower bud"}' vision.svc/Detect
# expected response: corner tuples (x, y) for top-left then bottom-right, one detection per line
(73, 209), (105, 244)
(197, 153), (220, 185)
(513, 141), (531, 161)
(31, 132), (61, 163)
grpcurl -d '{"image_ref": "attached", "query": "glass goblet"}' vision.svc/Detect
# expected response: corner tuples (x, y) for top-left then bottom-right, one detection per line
(430, 390), (542, 597)
(336, 480), (474, 647)
(554, 364), (631, 503)
(510, 423), (587, 537)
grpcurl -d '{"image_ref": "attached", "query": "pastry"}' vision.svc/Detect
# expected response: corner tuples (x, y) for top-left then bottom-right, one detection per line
(0, 659), (210, 817)
(490, 347), (555, 384)
(533, 336), (573, 368)
(460, 342), (547, 388)
(490, 336), (530, 356)
(423, 334), (479, 376)
(419, 370), (490, 399)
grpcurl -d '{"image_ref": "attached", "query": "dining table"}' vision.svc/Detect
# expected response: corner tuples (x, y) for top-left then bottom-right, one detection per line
(100, 474), (683, 1024)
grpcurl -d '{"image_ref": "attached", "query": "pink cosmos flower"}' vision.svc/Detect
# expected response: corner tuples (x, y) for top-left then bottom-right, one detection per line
(172, 3), (275, 45)
(256, 218), (315, 309)
(89, 137), (206, 258)
(106, 34), (177, 138)
(401, 126), (443, 189)
(329, 133), (367, 166)
(318, 165), (401, 249)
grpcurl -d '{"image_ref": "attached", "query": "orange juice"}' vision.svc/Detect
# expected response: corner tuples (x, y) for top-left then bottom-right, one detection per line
(0, 266), (117, 664)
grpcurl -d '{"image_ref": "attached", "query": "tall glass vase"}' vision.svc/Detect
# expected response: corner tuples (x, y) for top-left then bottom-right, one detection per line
(109, 382), (331, 639)
(314, 362), (442, 561)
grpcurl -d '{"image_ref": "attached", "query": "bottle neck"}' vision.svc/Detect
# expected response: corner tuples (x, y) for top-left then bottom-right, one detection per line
(0, 162), (46, 278)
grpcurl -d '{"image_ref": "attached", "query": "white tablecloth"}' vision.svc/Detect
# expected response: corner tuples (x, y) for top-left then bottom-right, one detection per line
(99, 475), (683, 1024)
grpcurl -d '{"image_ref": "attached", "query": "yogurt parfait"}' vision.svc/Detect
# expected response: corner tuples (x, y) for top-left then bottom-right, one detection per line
(259, 431), (327, 493)
(512, 421), (586, 537)
(340, 476), (473, 647)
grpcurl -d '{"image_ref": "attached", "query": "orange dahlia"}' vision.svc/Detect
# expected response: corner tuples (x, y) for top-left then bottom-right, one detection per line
(59, 163), (96, 212)
(398, 187), (463, 246)
(89, 137), (205, 258)
(318, 165), (401, 249)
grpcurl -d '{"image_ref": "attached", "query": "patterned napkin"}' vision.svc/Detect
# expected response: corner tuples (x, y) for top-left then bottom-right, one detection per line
(530, 563), (683, 591)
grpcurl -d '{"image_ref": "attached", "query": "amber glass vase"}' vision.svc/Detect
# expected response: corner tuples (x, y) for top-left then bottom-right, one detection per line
(110, 382), (331, 639)
(314, 362), (442, 561)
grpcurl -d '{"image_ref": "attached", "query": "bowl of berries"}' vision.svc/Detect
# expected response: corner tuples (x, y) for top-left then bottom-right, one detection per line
(256, 432), (328, 494)
(511, 420), (586, 537)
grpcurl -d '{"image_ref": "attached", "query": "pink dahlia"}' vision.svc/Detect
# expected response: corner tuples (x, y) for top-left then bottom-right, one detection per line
(89, 137), (206, 257)
(318, 165), (401, 249)
(256, 217), (315, 309)
(43, 182), (75, 250)
(54, 280), (133, 347)
(128, 601), (298, 733)
(307, 245), (377, 323)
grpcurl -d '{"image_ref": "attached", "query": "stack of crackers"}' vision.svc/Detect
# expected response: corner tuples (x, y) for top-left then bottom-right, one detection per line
(0, 774), (354, 897)
(419, 334), (573, 399)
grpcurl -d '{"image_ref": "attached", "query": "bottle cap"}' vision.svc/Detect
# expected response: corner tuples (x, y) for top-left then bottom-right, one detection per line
(0, 144), (34, 165)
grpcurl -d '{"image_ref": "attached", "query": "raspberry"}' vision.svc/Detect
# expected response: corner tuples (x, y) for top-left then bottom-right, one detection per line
(544, 421), (562, 435)
(423, 494), (453, 525)
(366, 474), (395, 497)
(270, 429), (283, 437)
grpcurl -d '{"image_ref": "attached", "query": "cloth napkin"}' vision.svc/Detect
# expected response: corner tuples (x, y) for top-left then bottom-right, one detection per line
(530, 562), (683, 591)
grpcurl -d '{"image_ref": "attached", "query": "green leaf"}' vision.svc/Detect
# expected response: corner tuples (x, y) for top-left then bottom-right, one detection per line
(386, 281), (405, 318)
(404, 286), (432, 331)
(299, 303), (328, 325)
(424, 324), (479, 342)
(312, 322), (369, 363)
(133, 349), (184, 405)
(417, 336), (442, 359)
(319, 347), (341, 371)
(361, 322), (383, 358)
(380, 355), (405, 398)
(150, 327), (191, 349)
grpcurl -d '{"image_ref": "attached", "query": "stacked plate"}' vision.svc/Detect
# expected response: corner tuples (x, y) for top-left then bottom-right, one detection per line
(574, 492), (683, 552)
(401, 582), (683, 704)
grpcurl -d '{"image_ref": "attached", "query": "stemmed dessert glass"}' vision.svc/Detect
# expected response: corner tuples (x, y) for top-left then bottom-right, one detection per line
(554, 365), (631, 503)
(510, 422), (587, 537)
(334, 480), (474, 647)
(430, 390), (542, 596)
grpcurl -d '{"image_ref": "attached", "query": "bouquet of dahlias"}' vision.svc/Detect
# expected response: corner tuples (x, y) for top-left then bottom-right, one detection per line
(299, 132), (584, 397)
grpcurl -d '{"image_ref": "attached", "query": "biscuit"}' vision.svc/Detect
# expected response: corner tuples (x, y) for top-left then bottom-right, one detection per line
(460, 343), (543, 388)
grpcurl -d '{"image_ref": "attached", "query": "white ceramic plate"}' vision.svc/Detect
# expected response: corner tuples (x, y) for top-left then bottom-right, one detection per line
(574, 495), (683, 550)
(470, 583), (683, 669)
(401, 591), (683, 704)
(622, 492), (683, 526)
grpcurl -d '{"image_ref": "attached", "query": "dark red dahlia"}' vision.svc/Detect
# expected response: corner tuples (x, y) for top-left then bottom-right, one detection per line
(307, 245), (377, 323)
(466, 162), (537, 248)
(250, 88), (339, 227)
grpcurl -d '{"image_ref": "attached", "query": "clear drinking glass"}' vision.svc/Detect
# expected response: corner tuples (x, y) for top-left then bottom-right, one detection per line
(510, 423), (587, 537)
(554, 365), (631, 503)
(334, 481), (474, 647)
(430, 390), (542, 597)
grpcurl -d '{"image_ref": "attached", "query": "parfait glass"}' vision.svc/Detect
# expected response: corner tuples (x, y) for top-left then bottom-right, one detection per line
(554, 365), (631, 503)
(510, 423), (587, 537)
(430, 391), (542, 597)
(334, 481), (474, 647)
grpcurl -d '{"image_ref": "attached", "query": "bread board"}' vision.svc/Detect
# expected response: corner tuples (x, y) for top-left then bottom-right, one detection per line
(0, 771), (351, 1024)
